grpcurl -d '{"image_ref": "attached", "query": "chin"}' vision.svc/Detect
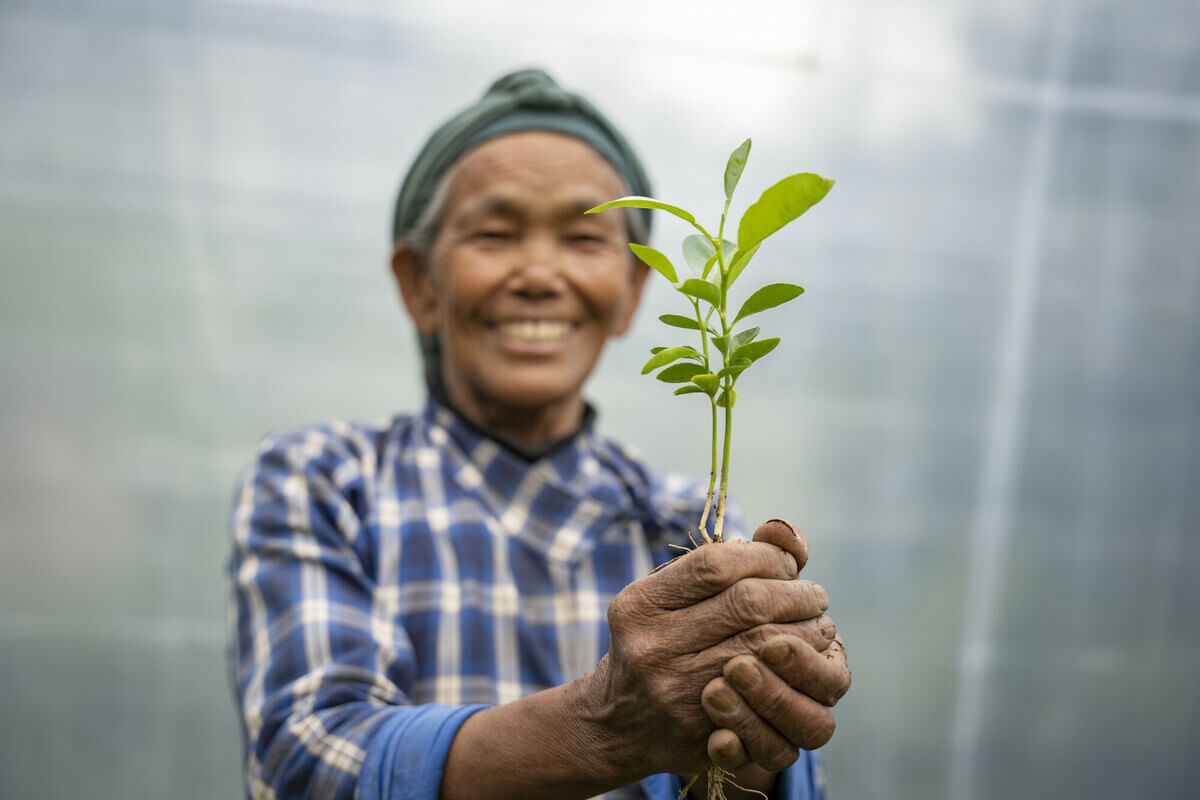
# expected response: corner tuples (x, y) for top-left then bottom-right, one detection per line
(485, 375), (581, 411)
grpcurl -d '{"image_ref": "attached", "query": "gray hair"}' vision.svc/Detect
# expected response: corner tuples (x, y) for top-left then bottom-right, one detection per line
(403, 172), (452, 261)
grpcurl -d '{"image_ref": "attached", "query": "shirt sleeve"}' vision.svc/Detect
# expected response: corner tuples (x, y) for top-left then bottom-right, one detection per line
(644, 751), (825, 800)
(227, 426), (485, 799)
(777, 751), (827, 799)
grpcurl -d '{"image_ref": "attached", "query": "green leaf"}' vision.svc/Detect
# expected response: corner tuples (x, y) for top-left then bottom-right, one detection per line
(691, 373), (720, 395)
(726, 242), (760, 287)
(717, 388), (738, 409)
(682, 235), (715, 276)
(715, 328), (760, 356)
(674, 385), (706, 396)
(657, 362), (706, 383)
(650, 346), (667, 355)
(697, 240), (738, 280)
(629, 243), (678, 284)
(678, 278), (721, 307)
(641, 345), (697, 374)
(712, 239), (738, 278)
(729, 327), (760, 351)
(734, 282), (804, 323)
(587, 196), (697, 226)
(724, 139), (752, 201)
(717, 358), (753, 380)
(736, 173), (834, 252)
(658, 313), (701, 331)
(732, 337), (780, 363)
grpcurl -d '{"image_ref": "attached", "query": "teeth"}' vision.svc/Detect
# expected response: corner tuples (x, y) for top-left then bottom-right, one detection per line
(496, 320), (572, 341)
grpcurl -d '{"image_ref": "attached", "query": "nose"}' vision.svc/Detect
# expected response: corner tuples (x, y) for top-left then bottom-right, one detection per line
(508, 233), (566, 299)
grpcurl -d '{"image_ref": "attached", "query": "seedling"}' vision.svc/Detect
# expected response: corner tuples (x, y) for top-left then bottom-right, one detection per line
(589, 140), (832, 799)
(588, 139), (832, 551)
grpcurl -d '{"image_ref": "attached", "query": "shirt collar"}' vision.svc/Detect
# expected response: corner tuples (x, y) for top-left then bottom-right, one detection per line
(418, 393), (693, 561)
(423, 367), (597, 463)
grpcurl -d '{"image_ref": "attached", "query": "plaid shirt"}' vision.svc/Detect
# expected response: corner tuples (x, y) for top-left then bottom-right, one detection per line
(228, 398), (824, 799)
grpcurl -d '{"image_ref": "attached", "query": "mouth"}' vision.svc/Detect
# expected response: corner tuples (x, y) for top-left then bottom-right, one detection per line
(492, 319), (577, 343)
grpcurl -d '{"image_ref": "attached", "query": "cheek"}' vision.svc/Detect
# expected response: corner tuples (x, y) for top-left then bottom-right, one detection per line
(431, 261), (490, 323)
(597, 274), (641, 329)
(579, 265), (637, 316)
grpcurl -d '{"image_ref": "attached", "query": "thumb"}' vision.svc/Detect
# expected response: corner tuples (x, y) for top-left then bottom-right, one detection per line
(752, 519), (808, 572)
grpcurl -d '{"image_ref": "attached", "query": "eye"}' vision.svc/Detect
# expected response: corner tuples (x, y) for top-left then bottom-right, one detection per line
(475, 228), (514, 242)
(566, 230), (611, 247)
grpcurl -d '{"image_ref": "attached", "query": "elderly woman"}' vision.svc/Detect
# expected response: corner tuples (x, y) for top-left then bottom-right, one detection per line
(229, 69), (849, 800)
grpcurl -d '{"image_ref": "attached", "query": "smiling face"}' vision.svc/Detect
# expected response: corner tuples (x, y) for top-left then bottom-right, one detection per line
(393, 131), (649, 447)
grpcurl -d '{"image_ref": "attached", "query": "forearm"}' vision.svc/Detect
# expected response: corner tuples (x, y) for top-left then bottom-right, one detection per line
(440, 673), (639, 800)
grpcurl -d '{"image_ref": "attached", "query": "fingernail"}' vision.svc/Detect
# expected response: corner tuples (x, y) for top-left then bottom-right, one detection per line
(763, 642), (793, 668)
(729, 661), (762, 691)
(815, 584), (829, 611)
(821, 619), (837, 640)
(768, 518), (797, 537)
(709, 688), (737, 713)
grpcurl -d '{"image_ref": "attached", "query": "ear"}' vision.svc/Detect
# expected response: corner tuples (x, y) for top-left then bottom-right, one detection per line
(391, 241), (438, 335)
(610, 257), (651, 336)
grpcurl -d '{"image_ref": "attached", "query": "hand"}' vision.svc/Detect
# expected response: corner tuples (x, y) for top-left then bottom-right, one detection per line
(583, 525), (832, 779)
(699, 521), (852, 773)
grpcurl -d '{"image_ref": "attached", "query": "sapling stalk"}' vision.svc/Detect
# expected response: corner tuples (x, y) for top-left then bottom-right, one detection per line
(590, 139), (831, 545)
(589, 139), (833, 799)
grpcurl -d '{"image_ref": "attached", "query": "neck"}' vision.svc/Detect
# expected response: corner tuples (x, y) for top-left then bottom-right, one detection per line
(440, 368), (586, 454)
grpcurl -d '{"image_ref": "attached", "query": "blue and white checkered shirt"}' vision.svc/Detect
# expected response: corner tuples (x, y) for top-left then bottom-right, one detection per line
(228, 397), (824, 799)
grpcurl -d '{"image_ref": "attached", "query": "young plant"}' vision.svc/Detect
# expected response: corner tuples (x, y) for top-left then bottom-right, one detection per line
(588, 140), (832, 800)
(588, 139), (833, 548)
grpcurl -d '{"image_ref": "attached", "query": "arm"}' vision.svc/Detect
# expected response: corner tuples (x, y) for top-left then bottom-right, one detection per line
(230, 428), (485, 800)
(231, 431), (834, 799)
(439, 538), (834, 799)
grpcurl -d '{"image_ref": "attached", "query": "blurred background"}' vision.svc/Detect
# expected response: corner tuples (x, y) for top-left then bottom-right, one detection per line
(2, 0), (1197, 797)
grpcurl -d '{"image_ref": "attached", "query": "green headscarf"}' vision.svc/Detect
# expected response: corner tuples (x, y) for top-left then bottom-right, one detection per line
(392, 67), (653, 242)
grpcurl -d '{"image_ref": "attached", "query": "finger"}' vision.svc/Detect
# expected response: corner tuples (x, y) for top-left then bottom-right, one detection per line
(641, 540), (799, 609)
(671, 578), (830, 647)
(702, 676), (800, 773)
(758, 634), (852, 707)
(723, 655), (838, 751)
(705, 617), (838, 666)
(706, 728), (751, 772)
(752, 519), (808, 572)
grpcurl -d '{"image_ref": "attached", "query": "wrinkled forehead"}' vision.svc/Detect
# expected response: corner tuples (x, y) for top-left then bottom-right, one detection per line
(440, 131), (630, 217)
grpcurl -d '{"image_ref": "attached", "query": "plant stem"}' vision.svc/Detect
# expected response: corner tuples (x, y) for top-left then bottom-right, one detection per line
(697, 399), (718, 543)
(712, 228), (733, 544)
(713, 377), (734, 543)
(693, 298), (717, 544)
